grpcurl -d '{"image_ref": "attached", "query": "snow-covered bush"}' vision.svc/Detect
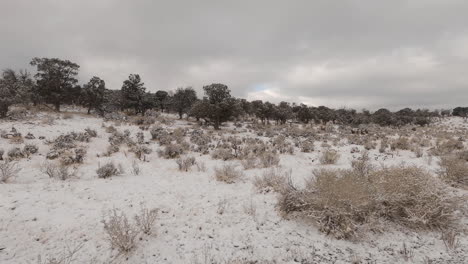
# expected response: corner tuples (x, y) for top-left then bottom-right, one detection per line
(259, 152), (280, 168)
(214, 164), (244, 184)
(97, 162), (122, 179)
(438, 155), (468, 187)
(42, 162), (75, 180)
(102, 208), (138, 253)
(0, 160), (20, 183)
(158, 143), (184, 159)
(134, 205), (158, 235)
(253, 168), (290, 193)
(319, 148), (340, 165)
(7, 147), (24, 159)
(23, 144), (38, 157)
(176, 156), (196, 171)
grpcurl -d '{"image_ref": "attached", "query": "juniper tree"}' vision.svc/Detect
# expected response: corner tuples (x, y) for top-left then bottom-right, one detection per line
(30, 57), (80, 111)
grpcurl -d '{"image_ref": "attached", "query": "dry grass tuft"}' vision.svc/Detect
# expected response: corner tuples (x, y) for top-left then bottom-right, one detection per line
(319, 148), (340, 165)
(438, 156), (468, 187)
(277, 164), (461, 239)
(0, 160), (20, 183)
(102, 208), (138, 253)
(253, 168), (291, 193)
(214, 164), (244, 184)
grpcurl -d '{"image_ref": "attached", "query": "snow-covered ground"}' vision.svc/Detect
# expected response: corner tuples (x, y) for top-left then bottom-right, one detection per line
(0, 110), (467, 264)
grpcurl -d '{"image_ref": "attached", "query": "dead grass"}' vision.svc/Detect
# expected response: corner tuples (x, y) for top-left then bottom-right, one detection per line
(0, 160), (20, 183)
(277, 164), (461, 239)
(214, 164), (244, 184)
(319, 148), (340, 165)
(102, 208), (139, 253)
(438, 156), (468, 187)
(253, 168), (291, 193)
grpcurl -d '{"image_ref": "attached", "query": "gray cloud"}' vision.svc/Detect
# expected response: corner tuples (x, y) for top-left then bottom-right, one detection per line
(1, 0), (468, 109)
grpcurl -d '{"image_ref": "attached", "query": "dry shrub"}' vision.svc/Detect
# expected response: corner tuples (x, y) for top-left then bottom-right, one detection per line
(42, 162), (76, 180)
(0, 160), (20, 183)
(158, 143), (184, 159)
(241, 155), (258, 169)
(319, 148), (340, 165)
(23, 144), (39, 157)
(438, 156), (468, 187)
(432, 138), (464, 156)
(134, 205), (158, 235)
(259, 152), (280, 168)
(214, 164), (244, 184)
(131, 160), (141, 176)
(253, 168), (291, 193)
(130, 144), (152, 160)
(36, 242), (84, 264)
(97, 162), (123, 179)
(102, 208), (138, 253)
(176, 156), (196, 171)
(390, 136), (410, 151)
(211, 147), (234, 161)
(0, 149), (4, 160)
(300, 140), (314, 153)
(278, 165), (460, 239)
(7, 147), (24, 159)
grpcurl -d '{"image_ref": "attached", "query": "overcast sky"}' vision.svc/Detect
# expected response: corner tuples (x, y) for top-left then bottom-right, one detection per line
(1, 0), (468, 110)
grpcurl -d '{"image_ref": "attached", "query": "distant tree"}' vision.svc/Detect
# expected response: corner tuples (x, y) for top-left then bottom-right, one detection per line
(172, 87), (197, 119)
(273, 101), (293, 124)
(440, 109), (451, 117)
(0, 69), (35, 118)
(316, 106), (336, 124)
(155, 90), (169, 112)
(452, 107), (468, 118)
(372, 108), (395, 126)
(30, 57), (80, 111)
(121, 74), (146, 115)
(193, 83), (241, 129)
(296, 104), (314, 123)
(82, 76), (106, 114)
(140, 92), (157, 116)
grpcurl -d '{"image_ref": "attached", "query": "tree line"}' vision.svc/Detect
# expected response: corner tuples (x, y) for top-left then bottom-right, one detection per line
(0, 57), (466, 129)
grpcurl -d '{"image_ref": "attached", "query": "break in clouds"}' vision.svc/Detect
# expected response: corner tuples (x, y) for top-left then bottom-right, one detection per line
(1, 0), (468, 110)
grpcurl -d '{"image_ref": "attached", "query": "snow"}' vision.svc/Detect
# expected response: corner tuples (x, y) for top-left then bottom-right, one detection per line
(0, 112), (467, 263)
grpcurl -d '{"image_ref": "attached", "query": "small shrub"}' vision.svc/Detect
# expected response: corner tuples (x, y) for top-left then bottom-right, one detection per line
(130, 144), (152, 160)
(211, 148), (234, 161)
(241, 155), (258, 170)
(7, 147), (24, 159)
(253, 168), (291, 193)
(102, 208), (138, 253)
(131, 160), (141, 176)
(390, 137), (410, 151)
(97, 162), (122, 179)
(214, 164), (244, 184)
(300, 140), (314, 153)
(438, 156), (468, 187)
(278, 165), (460, 239)
(134, 204), (158, 235)
(176, 156), (196, 171)
(259, 152), (280, 168)
(0, 160), (20, 183)
(0, 149), (3, 160)
(319, 148), (340, 165)
(23, 144), (39, 157)
(42, 162), (76, 180)
(158, 143), (184, 159)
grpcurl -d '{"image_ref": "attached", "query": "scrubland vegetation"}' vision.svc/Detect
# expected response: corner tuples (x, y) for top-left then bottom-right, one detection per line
(0, 57), (467, 263)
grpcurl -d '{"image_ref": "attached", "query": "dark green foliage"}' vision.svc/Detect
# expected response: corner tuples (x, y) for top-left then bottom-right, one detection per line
(121, 74), (146, 115)
(172, 87), (197, 119)
(30, 57), (80, 111)
(82, 76), (106, 114)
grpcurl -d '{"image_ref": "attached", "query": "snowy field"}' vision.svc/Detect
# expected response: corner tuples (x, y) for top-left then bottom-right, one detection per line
(0, 109), (467, 264)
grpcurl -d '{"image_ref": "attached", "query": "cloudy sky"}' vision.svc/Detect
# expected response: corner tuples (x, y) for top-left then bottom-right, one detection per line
(1, 0), (468, 110)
